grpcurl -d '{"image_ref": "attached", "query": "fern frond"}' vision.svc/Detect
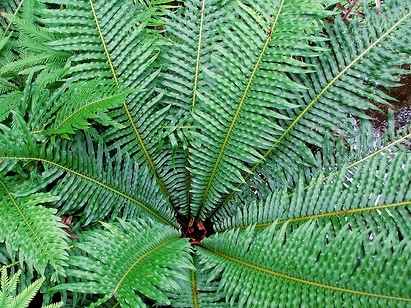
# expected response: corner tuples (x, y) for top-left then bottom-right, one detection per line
(188, 0), (332, 219)
(54, 219), (193, 307)
(223, 0), (411, 209)
(0, 269), (42, 308)
(0, 0), (23, 35)
(0, 268), (63, 308)
(212, 118), (411, 223)
(0, 2), (69, 76)
(0, 180), (69, 278)
(38, 0), (190, 212)
(166, 256), (229, 308)
(160, 0), (231, 114)
(0, 91), (21, 122)
(42, 303), (64, 308)
(35, 80), (132, 139)
(0, 116), (178, 226)
(199, 220), (411, 306)
(158, 0), (234, 215)
(216, 150), (411, 232)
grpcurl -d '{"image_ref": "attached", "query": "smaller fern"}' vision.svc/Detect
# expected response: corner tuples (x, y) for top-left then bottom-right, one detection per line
(0, 267), (63, 308)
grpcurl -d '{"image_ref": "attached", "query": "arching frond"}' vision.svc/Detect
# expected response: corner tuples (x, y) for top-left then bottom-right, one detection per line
(216, 151), (411, 232)
(188, 0), (332, 219)
(0, 115), (177, 226)
(220, 0), (411, 210)
(0, 268), (63, 308)
(199, 220), (411, 306)
(38, 0), (190, 212)
(54, 219), (193, 307)
(212, 118), (411, 223)
(0, 180), (69, 278)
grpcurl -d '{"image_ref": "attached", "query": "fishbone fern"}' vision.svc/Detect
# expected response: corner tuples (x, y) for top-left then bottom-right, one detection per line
(0, 0), (410, 307)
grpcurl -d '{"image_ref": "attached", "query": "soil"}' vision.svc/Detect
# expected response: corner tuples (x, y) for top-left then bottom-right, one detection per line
(366, 70), (411, 132)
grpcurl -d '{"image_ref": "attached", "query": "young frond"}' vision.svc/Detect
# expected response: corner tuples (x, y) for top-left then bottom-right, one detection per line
(35, 80), (133, 139)
(0, 3), (69, 76)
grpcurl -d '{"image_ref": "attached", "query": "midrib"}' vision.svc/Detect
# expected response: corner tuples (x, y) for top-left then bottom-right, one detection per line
(88, 0), (173, 207)
(212, 9), (411, 215)
(196, 0), (285, 217)
(199, 245), (411, 302)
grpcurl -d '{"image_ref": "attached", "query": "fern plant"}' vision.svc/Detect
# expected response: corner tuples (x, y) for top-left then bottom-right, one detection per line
(0, 0), (410, 307)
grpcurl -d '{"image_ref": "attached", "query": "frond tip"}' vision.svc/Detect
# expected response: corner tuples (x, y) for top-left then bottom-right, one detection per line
(39, 80), (133, 139)
(55, 219), (193, 307)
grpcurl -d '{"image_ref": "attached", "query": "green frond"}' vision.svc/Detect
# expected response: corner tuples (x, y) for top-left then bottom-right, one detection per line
(0, 269), (42, 308)
(215, 150), (411, 232)
(233, 0), (411, 204)
(0, 117), (178, 226)
(160, 0), (231, 114)
(0, 1), (69, 76)
(0, 180), (69, 278)
(37, 0), (158, 82)
(35, 80), (132, 139)
(187, 0), (332, 219)
(212, 118), (411, 223)
(0, 36), (10, 52)
(0, 0), (23, 34)
(198, 220), (411, 306)
(0, 0), (410, 306)
(54, 219), (193, 307)
(0, 268), (63, 308)
(166, 256), (229, 308)
(0, 90), (21, 122)
(158, 0), (234, 215)
(42, 303), (64, 308)
(38, 0), (190, 212)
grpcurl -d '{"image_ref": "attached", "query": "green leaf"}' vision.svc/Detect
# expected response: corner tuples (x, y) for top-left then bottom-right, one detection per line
(216, 152), (411, 232)
(199, 221), (411, 306)
(55, 219), (193, 307)
(0, 118), (177, 226)
(188, 0), (332, 219)
(39, 80), (134, 139)
(212, 0), (411, 217)
(0, 268), (63, 308)
(0, 181), (69, 278)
